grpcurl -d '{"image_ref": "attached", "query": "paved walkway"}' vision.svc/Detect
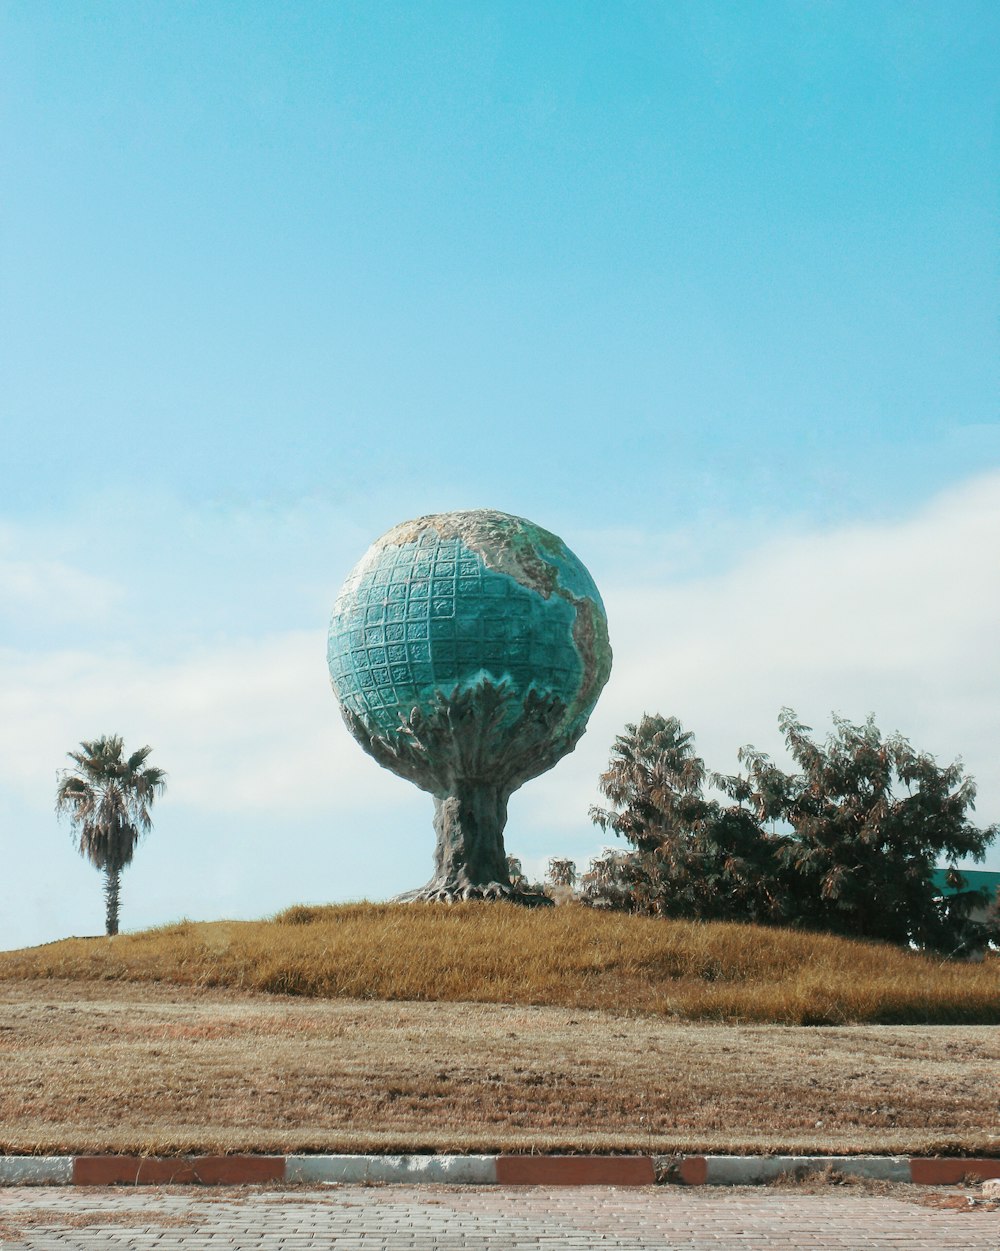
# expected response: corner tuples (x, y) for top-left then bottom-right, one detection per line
(0, 1185), (997, 1250)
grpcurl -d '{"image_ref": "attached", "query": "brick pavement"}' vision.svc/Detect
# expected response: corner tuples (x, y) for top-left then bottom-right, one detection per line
(0, 1185), (998, 1250)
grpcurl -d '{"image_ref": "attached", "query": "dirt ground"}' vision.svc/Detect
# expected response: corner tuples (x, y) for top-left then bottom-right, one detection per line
(1, 978), (998, 1156)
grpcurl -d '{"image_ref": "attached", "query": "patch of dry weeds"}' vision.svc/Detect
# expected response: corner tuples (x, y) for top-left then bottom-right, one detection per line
(0, 1207), (193, 1239)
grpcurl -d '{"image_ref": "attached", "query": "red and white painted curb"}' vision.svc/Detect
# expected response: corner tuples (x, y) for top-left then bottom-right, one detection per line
(1, 1154), (999, 1187)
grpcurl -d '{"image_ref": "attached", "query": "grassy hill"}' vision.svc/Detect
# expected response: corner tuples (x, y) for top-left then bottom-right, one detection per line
(3, 903), (998, 1026)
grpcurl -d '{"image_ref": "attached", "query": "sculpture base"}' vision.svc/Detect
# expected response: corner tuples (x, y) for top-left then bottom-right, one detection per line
(393, 881), (553, 907)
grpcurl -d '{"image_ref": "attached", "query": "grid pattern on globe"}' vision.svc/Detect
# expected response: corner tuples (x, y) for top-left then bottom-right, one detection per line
(328, 536), (582, 731)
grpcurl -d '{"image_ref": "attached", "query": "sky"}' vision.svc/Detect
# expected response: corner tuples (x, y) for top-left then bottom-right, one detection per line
(1, 2), (997, 951)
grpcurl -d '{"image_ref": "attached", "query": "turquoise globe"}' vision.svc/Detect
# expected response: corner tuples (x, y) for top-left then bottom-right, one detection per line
(327, 509), (612, 903)
(327, 509), (611, 760)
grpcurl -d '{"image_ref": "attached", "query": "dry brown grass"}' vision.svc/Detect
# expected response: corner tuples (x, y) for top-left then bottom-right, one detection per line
(2, 978), (999, 1157)
(1, 903), (997, 1025)
(3, 906), (997, 1157)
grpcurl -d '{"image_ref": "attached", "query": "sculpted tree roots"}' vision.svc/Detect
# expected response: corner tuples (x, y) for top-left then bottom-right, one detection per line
(395, 881), (553, 906)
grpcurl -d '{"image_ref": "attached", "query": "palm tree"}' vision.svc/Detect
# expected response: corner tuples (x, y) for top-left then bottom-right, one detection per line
(589, 714), (710, 851)
(55, 735), (167, 936)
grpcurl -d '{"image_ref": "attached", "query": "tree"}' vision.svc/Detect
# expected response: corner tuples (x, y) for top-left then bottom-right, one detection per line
(56, 735), (167, 936)
(729, 709), (998, 954)
(589, 715), (785, 922)
(505, 854), (545, 897)
(578, 848), (641, 910)
(546, 857), (578, 889)
(590, 715), (710, 852)
(505, 854), (527, 890)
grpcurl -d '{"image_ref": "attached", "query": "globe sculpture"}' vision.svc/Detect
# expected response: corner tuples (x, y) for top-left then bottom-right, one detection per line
(327, 509), (612, 904)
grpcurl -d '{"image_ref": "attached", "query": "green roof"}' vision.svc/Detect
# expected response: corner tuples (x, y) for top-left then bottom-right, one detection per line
(931, 868), (1000, 897)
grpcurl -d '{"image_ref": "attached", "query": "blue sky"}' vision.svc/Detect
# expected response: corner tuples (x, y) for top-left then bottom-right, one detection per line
(1, 2), (997, 949)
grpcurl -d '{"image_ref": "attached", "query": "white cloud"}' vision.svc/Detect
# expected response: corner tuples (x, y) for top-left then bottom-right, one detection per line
(520, 470), (1000, 859)
(3, 471), (999, 832)
(0, 632), (408, 816)
(0, 547), (121, 630)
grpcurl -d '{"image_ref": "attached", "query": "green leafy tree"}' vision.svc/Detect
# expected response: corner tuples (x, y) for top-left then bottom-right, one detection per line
(729, 709), (998, 954)
(579, 848), (636, 909)
(589, 715), (785, 922)
(56, 735), (167, 936)
(546, 857), (578, 889)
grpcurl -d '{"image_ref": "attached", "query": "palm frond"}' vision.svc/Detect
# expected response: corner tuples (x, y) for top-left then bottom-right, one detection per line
(56, 735), (166, 872)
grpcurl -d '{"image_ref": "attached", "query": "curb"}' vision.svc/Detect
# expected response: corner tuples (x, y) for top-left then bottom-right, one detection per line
(2, 1154), (1000, 1188)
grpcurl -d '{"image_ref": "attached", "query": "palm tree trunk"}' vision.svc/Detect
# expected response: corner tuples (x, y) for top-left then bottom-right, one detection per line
(104, 866), (121, 936)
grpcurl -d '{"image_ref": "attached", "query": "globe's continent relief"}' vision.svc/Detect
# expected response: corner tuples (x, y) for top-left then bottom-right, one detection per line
(327, 510), (611, 745)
